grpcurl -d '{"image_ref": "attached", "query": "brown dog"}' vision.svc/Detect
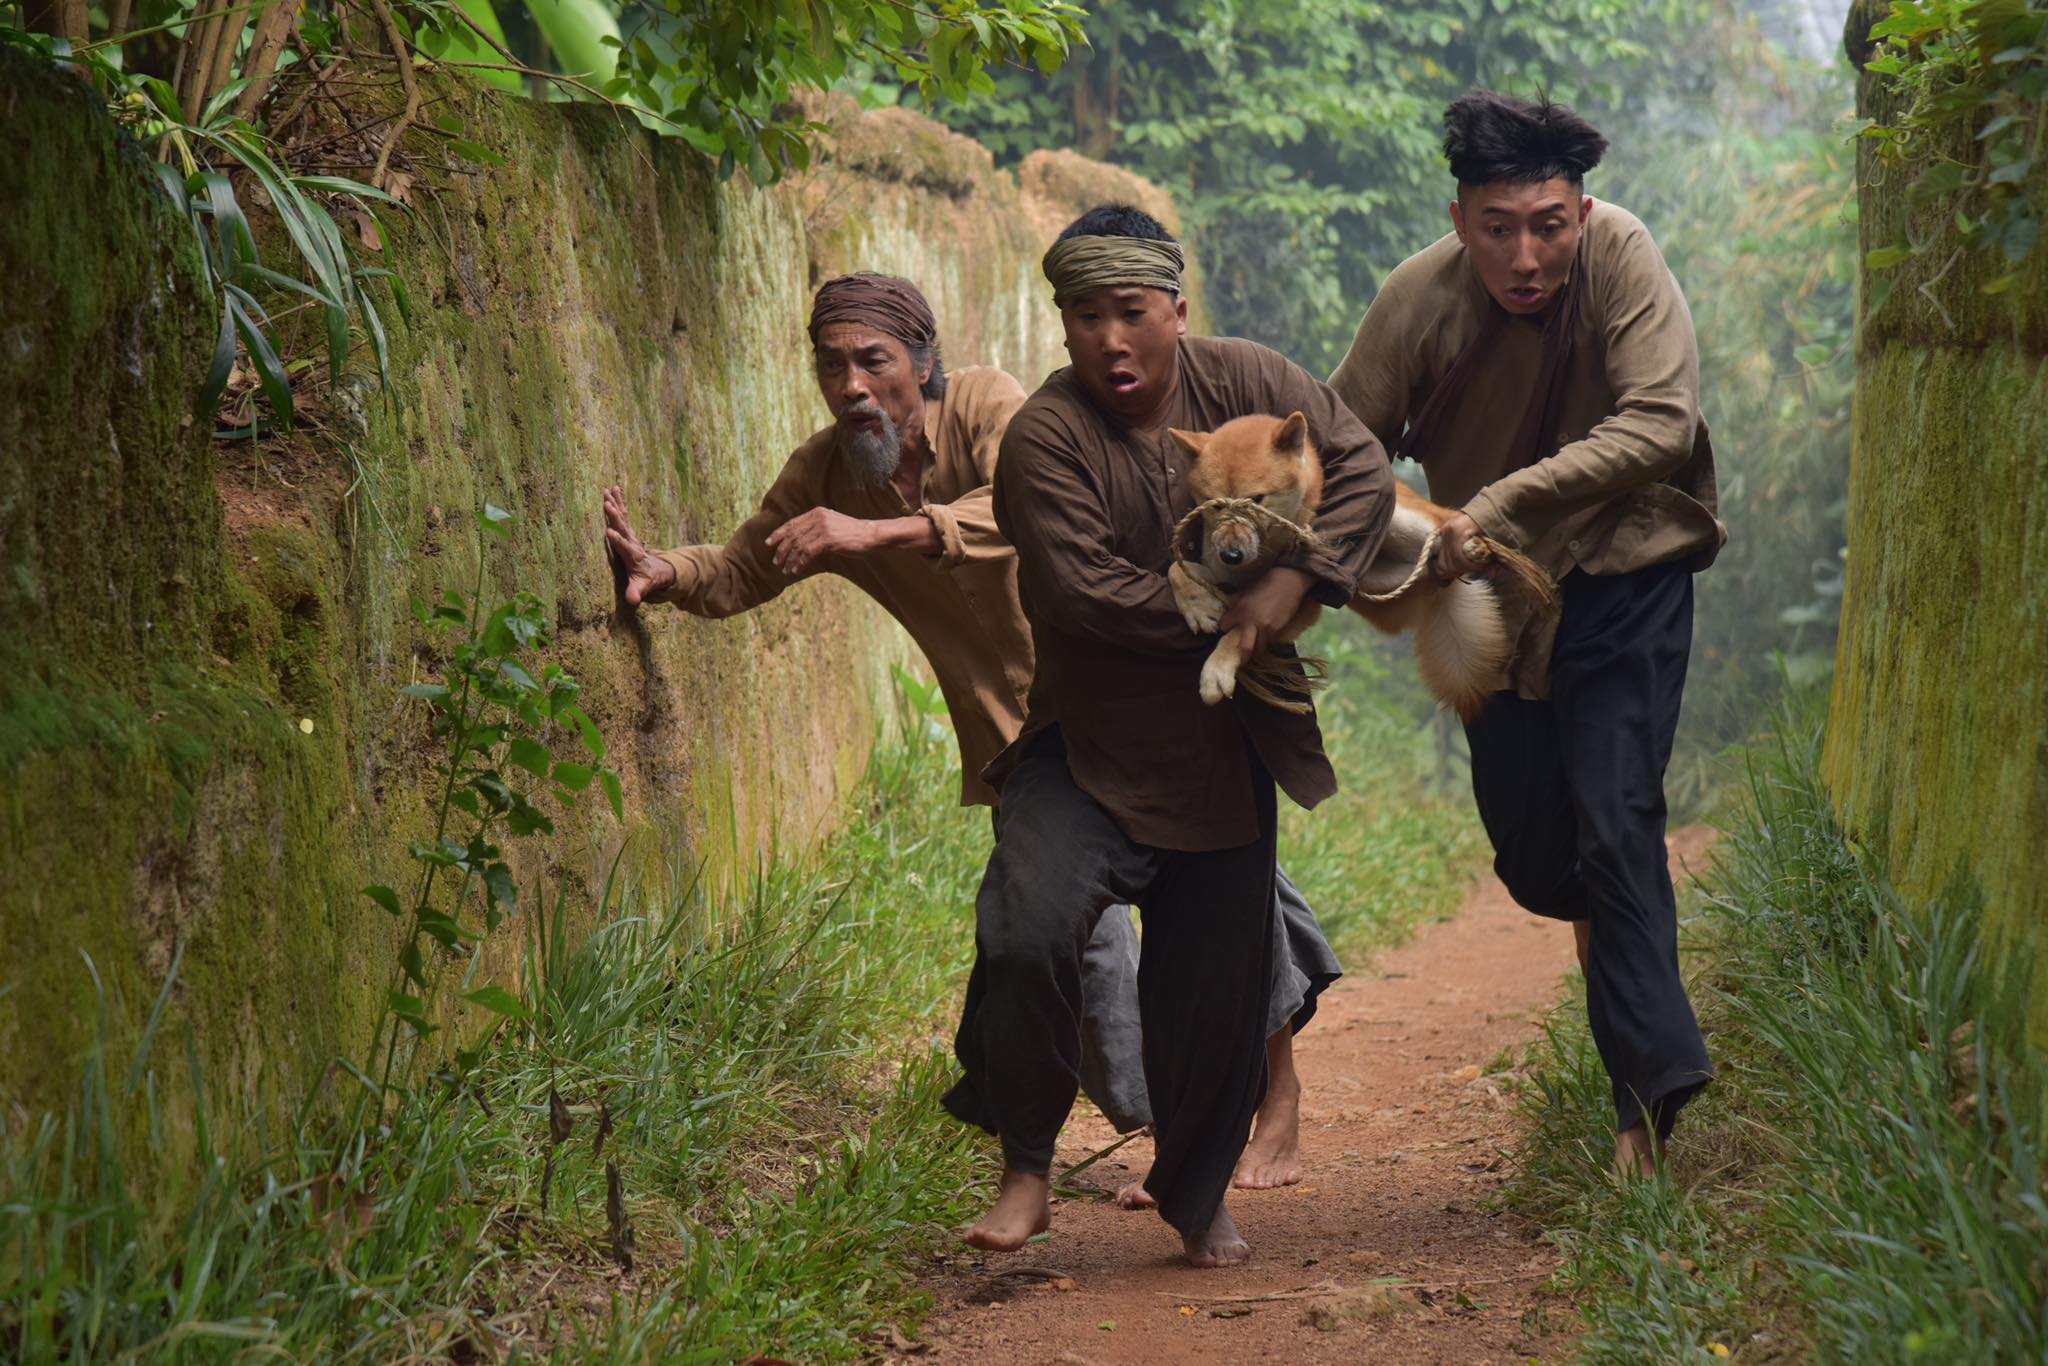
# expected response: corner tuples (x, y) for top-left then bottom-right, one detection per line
(1166, 413), (1556, 718)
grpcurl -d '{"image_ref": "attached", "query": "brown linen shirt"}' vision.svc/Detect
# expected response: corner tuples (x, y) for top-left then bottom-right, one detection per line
(1327, 200), (1726, 697)
(990, 335), (1397, 853)
(650, 365), (1031, 806)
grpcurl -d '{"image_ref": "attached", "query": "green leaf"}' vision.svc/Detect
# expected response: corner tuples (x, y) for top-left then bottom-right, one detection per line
(362, 884), (404, 916)
(1986, 157), (2032, 185)
(399, 942), (428, 989)
(226, 290), (294, 429)
(1865, 245), (1913, 270)
(401, 683), (451, 702)
(462, 985), (532, 1020)
(292, 173), (405, 203)
(388, 990), (428, 1020)
(510, 736), (552, 778)
(1792, 343), (1831, 366)
(598, 767), (623, 820)
(560, 704), (605, 759)
(476, 502), (515, 538)
(484, 861), (518, 912)
(198, 298), (236, 420)
(418, 909), (479, 945)
(196, 171), (259, 269)
(551, 761), (594, 791)
(507, 798), (555, 837)
(448, 138), (508, 167)
(1908, 161), (1969, 204)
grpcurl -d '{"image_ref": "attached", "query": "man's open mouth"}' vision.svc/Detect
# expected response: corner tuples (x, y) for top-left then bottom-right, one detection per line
(1105, 367), (1140, 392)
(1507, 286), (1544, 306)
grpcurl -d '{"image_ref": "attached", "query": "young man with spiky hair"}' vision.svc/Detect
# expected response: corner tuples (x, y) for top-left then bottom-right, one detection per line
(945, 204), (1395, 1266)
(1329, 91), (1724, 1175)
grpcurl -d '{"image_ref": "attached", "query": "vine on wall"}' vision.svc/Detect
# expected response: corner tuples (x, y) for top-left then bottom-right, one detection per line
(1858, 0), (2046, 310)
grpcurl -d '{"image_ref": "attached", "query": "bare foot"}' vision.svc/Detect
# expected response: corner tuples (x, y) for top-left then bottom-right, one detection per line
(1612, 1121), (1661, 1180)
(1114, 1180), (1156, 1210)
(1182, 1203), (1252, 1268)
(964, 1168), (1052, 1252)
(1234, 1036), (1304, 1190)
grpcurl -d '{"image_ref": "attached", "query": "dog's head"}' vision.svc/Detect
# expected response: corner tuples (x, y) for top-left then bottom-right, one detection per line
(1169, 412), (1324, 585)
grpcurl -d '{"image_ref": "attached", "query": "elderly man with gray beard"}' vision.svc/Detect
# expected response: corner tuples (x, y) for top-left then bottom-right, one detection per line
(602, 272), (1160, 1144)
(602, 272), (1342, 1203)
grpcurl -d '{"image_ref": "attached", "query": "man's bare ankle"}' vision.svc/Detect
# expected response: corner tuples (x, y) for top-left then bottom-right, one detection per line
(1182, 1203), (1252, 1268)
(963, 1167), (1052, 1252)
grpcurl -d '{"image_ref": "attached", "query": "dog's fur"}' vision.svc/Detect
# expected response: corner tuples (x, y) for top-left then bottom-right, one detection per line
(1167, 413), (1554, 719)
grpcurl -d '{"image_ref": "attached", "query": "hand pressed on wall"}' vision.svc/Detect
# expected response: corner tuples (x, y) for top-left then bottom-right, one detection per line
(602, 485), (679, 606)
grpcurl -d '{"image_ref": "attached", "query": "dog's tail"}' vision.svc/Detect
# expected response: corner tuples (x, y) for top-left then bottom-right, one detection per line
(1479, 540), (1561, 620)
(1412, 580), (1510, 722)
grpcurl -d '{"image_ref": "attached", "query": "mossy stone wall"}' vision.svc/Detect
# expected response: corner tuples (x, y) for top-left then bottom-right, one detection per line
(1826, 13), (2048, 1034)
(0, 52), (1176, 1147)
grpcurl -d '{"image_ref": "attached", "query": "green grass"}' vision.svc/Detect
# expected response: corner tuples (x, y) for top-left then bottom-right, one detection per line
(0, 665), (1484, 1361)
(1509, 692), (2048, 1362)
(0, 697), (991, 1363)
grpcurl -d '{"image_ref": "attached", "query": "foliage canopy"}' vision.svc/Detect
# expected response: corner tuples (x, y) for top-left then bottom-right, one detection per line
(916, 0), (1704, 370)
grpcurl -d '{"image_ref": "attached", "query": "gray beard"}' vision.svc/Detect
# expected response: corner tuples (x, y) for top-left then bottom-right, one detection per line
(838, 407), (903, 490)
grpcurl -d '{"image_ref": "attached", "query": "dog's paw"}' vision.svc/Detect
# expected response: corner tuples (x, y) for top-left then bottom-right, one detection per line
(1199, 654), (1239, 705)
(1170, 562), (1226, 634)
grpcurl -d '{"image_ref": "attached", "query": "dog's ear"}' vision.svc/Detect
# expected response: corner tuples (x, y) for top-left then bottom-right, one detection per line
(1168, 428), (1209, 463)
(1272, 411), (1309, 461)
(1177, 510), (1204, 564)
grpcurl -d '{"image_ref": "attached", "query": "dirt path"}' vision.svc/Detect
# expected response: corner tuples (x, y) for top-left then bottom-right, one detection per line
(910, 874), (1588, 1364)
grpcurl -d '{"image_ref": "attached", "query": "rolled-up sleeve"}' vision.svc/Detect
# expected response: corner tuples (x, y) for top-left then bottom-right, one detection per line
(1465, 222), (1701, 550)
(650, 445), (825, 618)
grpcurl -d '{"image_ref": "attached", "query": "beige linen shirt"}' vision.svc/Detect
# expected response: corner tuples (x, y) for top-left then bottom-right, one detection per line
(651, 365), (1031, 805)
(1328, 200), (1726, 696)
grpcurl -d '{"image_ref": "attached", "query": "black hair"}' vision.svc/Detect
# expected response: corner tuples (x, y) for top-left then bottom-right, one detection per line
(1056, 203), (1178, 245)
(1441, 90), (1608, 190)
(908, 340), (947, 400)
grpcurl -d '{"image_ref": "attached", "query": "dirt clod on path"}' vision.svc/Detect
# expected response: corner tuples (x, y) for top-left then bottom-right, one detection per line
(911, 872), (1597, 1363)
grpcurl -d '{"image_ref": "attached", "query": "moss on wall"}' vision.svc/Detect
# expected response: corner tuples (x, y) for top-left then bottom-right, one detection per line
(1824, 21), (2048, 1036)
(0, 55), (1183, 1154)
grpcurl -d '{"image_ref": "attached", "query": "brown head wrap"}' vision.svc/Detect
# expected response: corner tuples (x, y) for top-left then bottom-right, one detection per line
(1042, 236), (1186, 308)
(807, 272), (938, 350)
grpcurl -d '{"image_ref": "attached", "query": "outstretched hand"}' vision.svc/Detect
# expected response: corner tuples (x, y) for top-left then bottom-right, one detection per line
(603, 485), (677, 606)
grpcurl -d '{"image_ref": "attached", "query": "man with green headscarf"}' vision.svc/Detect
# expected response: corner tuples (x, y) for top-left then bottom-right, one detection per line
(944, 205), (1397, 1267)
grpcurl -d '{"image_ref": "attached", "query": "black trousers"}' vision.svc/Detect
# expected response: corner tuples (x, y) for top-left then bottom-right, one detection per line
(943, 730), (1277, 1237)
(1463, 561), (1713, 1137)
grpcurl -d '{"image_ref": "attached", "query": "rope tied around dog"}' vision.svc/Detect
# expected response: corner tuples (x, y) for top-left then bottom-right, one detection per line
(1171, 496), (1562, 715)
(1171, 497), (1332, 715)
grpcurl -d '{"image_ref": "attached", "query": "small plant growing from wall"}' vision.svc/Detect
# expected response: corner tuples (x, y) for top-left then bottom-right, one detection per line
(356, 501), (621, 1101)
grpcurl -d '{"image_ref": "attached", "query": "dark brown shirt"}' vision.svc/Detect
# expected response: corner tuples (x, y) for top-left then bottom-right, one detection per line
(1327, 200), (1725, 696)
(990, 335), (1396, 852)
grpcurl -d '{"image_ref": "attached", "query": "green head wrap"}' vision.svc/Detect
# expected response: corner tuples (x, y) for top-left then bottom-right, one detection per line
(1042, 235), (1186, 309)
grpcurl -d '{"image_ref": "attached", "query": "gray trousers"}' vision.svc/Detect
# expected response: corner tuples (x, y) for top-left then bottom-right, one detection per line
(1077, 868), (1341, 1134)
